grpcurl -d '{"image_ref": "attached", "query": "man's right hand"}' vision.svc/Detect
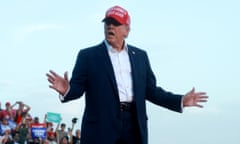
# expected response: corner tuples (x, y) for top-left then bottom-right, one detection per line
(46, 70), (69, 95)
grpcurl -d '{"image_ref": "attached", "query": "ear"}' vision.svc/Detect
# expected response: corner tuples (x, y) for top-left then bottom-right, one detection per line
(124, 25), (130, 38)
(126, 25), (130, 33)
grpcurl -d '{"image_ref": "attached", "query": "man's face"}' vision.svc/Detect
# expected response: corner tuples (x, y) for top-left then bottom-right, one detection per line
(61, 124), (66, 130)
(104, 18), (130, 47)
(6, 104), (11, 110)
(34, 118), (39, 123)
(76, 130), (81, 137)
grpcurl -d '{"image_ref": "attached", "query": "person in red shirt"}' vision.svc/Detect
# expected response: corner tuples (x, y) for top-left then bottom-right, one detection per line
(0, 102), (16, 121)
(14, 101), (31, 124)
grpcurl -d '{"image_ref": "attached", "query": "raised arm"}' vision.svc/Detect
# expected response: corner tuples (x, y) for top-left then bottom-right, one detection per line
(21, 102), (31, 113)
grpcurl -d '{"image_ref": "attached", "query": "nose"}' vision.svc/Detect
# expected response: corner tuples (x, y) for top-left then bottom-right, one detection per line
(105, 25), (115, 31)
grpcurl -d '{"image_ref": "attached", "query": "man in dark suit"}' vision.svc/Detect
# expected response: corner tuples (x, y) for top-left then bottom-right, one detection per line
(46, 5), (208, 144)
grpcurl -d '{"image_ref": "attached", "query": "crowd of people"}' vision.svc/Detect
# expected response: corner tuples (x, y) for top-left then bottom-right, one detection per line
(0, 101), (80, 144)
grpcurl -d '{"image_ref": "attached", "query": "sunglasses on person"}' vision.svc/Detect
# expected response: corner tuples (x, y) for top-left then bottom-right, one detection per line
(103, 18), (122, 26)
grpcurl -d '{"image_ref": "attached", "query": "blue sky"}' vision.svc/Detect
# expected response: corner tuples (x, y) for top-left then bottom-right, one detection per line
(0, 0), (239, 144)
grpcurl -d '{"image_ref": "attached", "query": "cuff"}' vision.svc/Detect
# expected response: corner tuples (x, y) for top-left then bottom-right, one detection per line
(59, 87), (70, 101)
(180, 95), (184, 113)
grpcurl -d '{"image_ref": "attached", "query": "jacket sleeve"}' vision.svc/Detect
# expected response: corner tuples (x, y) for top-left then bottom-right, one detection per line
(144, 52), (183, 113)
(62, 50), (88, 102)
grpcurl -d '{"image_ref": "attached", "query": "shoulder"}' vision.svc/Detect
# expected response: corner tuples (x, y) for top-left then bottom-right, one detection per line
(127, 44), (148, 57)
(80, 42), (105, 54)
(127, 44), (145, 52)
(75, 42), (105, 59)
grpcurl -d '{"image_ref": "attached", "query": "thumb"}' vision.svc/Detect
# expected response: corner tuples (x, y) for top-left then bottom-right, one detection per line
(187, 87), (195, 96)
(191, 87), (195, 93)
(64, 71), (69, 81)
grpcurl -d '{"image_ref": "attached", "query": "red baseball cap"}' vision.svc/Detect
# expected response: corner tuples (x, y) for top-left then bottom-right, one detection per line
(102, 5), (130, 25)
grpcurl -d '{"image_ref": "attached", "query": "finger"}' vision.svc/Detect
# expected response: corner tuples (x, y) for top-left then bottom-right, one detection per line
(191, 87), (195, 94)
(197, 96), (209, 99)
(47, 79), (53, 84)
(186, 87), (195, 96)
(195, 96), (208, 101)
(46, 73), (54, 79)
(195, 104), (203, 108)
(197, 99), (208, 103)
(195, 92), (207, 96)
(64, 71), (68, 81)
(47, 75), (54, 81)
(49, 70), (59, 77)
(46, 73), (57, 83)
(49, 85), (55, 89)
(47, 77), (55, 84)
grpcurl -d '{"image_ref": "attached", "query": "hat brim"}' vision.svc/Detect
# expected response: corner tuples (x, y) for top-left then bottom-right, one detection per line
(102, 17), (122, 25)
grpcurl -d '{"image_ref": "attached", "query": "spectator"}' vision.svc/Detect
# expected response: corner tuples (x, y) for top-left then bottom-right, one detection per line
(32, 117), (39, 124)
(59, 136), (70, 144)
(44, 114), (55, 137)
(0, 116), (11, 136)
(46, 132), (57, 144)
(46, 122), (55, 139)
(0, 102), (16, 121)
(72, 129), (80, 144)
(15, 121), (29, 144)
(14, 101), (31, 125)
(13, 132), (20, 144)
(0, 129), (13, 144)
(29, 116), (42, 144)
(55, 123), (67, 144)
(45, 118), (56, 144)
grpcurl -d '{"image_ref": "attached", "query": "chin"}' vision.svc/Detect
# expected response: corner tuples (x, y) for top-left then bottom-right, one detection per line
(106, 39), (115, 44)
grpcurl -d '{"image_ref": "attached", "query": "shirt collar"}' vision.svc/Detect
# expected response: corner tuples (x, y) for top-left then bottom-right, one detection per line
(104, 40), (128, 53)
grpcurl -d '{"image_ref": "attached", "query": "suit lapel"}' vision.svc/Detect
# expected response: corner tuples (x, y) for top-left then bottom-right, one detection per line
(98, 42), (119, 97)
(128, 46), (139, 102)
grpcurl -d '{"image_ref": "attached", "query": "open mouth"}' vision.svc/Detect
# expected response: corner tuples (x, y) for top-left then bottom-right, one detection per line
(108, 31), (115, 36)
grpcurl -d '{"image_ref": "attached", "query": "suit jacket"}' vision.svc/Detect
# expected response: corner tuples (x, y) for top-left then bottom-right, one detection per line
(62, 42), (183, 144)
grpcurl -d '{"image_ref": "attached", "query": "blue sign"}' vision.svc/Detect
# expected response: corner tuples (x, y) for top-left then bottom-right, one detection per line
(31, 126), (47, 139)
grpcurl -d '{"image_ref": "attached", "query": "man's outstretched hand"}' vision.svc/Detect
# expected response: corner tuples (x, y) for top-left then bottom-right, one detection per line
(183, 87), (208, 108)
(46, 70), (69, 95)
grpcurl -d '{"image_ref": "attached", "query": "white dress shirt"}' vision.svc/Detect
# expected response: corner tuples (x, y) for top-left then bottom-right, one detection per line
(104, 40), (133, 102)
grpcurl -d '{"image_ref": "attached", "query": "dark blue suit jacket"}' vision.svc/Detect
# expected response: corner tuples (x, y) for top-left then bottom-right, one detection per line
(62, 42), (183, 144)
